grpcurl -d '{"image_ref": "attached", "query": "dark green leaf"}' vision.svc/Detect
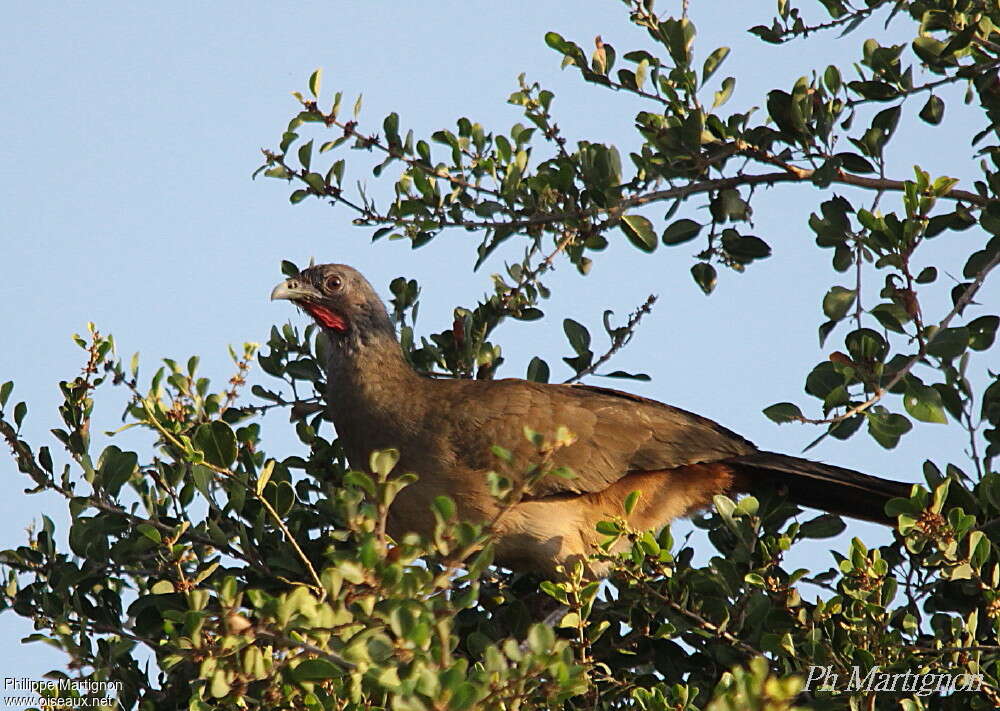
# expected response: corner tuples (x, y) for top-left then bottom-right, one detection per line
(867, 411), (912, 449)
(818, 319), (838, 347)
(799, 513), (846, 539)
(845, 328), (888, 362)
(97, 445), (138, 497)
(194, 421), (238, 469)
(968, 315), (999, 351)
(563, 319), (591, 355)
(721, 231), (771, 262)
(805, 362), (846, 399)
(620, 215), (658, 252)
(297, 139), (313, 171)
(926, 327), (968, 360)
(14, 401), (27, 428)
(835, 152), (876, 174)
(272, 480), (295, 517)
(602, 370), (651, 381)
(293, 658), (344, 681)
(829, 414), (864, 440)
(526, 357), (550, 383)
(691, 262), (717, 294)
(823, 286), (856, 321)
(662, 218), (702, 245)
(919, 95), (944, 125)
(762, 402), (804, 424)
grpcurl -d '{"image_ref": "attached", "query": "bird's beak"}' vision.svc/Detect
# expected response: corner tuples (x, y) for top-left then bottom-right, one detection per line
(270, 278), (319, 302)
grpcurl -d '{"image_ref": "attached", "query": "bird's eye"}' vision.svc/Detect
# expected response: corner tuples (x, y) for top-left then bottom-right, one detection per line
(325, 275), (342, 292)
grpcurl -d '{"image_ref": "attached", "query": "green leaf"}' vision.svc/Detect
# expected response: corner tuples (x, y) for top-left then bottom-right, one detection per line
(620, 214), (658, 252)
(369, 448), (400, 477)
(799, 513), (846, 539)
(720, 230), (770, 262)
(823, 286), (856, 321)
(563, 319), (591, 355)
(918, 94), (944, 125)
(279, 132), (298, 154)
(623, 490), (641, 516)
(762, 402), (804, 424)
(835, 152), (876, 174)
(903, 383), (948, 424)
(867, 411), (912, 449)
(849, 80), (898, 101)
(293, 658), (344, 681)
(297, 139), (313, 171)
(595, 520), (621, 535)
(13, 401), (26, 428)
(97, 445), (138, 496)
(968, 316), (998, 351)
(702, 46), (730, 83)
(661, 218), (702, 245)
(210, 670), (230, 699)
(602, 370), (651, 381)
(539, 580), (569, 604)
(256, 459), (275, 496)
(308, 69), (322, 98)
(526, 357), (550, 383)
(712, 76), (735, 109)
(136, 523), (161, 543)
(433, 495), (456, 521)
(845, 328), (888, 362)
(194, 421), (238, 469)
(870, 303), (907, 333)
(829, 414), (863, 440)
(926, 327), (968, 360)
(343, 471), (376, 497)
(824, 65), (842, 94)
(271, 481), (295, 517)
(691, 262), (716, 294)
(711, 188), (749, 222)
(304, 172), (326, 192)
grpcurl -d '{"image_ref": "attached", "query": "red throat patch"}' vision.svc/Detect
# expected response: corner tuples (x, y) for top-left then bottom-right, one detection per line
(301, 303), (349, 332)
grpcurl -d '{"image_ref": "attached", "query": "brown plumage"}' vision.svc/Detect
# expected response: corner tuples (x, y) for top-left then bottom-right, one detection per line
(271, 264), (910, 577)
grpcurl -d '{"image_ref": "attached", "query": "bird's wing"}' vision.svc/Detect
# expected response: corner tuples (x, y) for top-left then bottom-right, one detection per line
(443, 379), (758, 498)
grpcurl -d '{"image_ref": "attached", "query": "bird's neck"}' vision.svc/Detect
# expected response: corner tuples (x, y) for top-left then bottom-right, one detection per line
(323, 322), (426, 427)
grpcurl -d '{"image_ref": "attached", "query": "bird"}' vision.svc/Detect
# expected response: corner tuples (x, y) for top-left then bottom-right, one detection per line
(271, 263), (911, 578)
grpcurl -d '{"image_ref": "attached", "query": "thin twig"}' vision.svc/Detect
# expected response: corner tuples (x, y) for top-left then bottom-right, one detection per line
(135, 395), (326, 598)
(797, 248), (1000, 426)
(620, 569), (761, 657)
(255, 629), (356, 670)
(564, 294), (658, 384)
(275, 155), (990, 236)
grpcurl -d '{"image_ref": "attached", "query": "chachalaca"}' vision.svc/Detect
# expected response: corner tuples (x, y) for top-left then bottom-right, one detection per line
(271, 264), (910, 577)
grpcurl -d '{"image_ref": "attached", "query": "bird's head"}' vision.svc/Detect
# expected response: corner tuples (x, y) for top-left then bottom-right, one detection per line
(270, 263), (393, 339)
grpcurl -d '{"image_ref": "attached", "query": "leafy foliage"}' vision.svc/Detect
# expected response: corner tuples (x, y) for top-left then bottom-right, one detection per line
(5, 1), (1000, 709)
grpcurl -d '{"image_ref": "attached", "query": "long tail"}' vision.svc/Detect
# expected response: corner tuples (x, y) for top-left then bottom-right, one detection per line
(727, 451), (912, 524)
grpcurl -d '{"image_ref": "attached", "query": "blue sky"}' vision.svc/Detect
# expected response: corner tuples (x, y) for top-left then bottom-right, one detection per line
(3, 2), (997, 682)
